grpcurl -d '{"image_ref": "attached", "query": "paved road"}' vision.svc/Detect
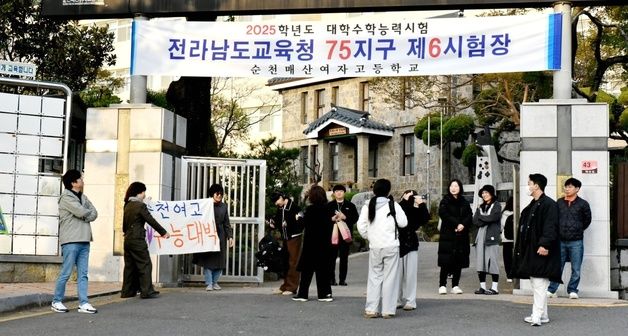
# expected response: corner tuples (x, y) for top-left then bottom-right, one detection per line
(1, 243), (626, 335)
(1, 288), (627, 336)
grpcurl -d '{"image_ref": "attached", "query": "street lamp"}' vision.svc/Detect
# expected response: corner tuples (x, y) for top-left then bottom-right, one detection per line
(426, 112), (431, 202)
(438, 97), (447, 197)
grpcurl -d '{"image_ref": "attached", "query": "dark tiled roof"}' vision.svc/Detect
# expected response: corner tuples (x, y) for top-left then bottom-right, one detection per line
(303, 105), (394, 135)
(266, 77), (306, 86)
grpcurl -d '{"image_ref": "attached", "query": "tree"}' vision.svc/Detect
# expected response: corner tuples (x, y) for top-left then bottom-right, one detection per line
(79, 69), (123, 107)
(572, 6), (628, 143)
(146, 89), (175, 112)
(166, 77), (217, 156)
(210, 78), (281, 154)
(0, 0), (115, 92)
(242, 137), (302, 216)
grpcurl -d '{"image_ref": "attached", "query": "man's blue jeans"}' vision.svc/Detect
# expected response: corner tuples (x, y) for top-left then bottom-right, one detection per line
(53, 242), (90, 305)
(548, 240), (583, 294)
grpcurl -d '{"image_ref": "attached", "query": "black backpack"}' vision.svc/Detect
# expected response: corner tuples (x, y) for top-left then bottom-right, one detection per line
(255, 233), (285, 274)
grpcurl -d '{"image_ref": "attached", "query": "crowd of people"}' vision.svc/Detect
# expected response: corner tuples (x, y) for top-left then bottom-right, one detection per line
(51, 169), (592, 327)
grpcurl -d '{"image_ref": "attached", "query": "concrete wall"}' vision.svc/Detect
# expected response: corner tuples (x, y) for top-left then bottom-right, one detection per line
(84, 104), (185, 284)
(517, 99), (617, 299)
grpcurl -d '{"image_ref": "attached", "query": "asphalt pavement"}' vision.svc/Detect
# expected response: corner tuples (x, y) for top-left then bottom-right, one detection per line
(1, 242), (627, 335)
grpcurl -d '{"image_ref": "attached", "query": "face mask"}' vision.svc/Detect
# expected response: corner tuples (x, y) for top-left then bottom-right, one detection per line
(526, 187), (533, 196)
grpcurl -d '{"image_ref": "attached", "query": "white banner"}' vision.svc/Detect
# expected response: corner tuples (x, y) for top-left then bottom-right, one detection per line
(145, 199), (219, 255)
(131, 13), (562, 78)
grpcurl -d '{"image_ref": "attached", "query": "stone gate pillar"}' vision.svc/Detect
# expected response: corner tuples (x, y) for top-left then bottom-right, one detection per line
(84, 104), (186, 285)
(517, 99), (616, 299)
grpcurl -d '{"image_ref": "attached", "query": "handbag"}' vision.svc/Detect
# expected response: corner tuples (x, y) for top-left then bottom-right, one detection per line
(336, 220), (352, 243)
(331, 223), (339, 245)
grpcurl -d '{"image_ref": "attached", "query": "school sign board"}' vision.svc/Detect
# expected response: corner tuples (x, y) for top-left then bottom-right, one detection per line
(132, 13), (562, 78)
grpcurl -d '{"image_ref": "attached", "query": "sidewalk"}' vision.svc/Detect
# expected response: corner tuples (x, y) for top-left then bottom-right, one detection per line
(1, 242), (625, 314)
(0, 281), (122, 314)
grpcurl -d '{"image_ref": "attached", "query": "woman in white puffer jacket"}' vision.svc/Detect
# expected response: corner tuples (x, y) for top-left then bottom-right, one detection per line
(357, 179), (407, 319)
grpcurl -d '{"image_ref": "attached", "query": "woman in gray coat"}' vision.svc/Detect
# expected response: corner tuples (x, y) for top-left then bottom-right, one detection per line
(192, 184), (233, 291)
(472, 185), (502, 295)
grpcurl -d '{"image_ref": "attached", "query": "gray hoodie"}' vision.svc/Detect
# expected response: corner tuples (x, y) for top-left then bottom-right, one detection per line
(58, 189), (98, 245)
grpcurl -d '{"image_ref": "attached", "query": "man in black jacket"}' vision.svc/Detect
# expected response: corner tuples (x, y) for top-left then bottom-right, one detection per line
(270, 192), (303, 295)
(327, 184), (359, 286)
(547, 178), (592, 299)
(513, 173), (560, 327)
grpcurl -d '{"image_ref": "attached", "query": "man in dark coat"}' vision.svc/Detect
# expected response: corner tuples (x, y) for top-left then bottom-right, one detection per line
(512, 173), (560, 326)
(270, 191), (303, 295)
(327, 184), (359, 286)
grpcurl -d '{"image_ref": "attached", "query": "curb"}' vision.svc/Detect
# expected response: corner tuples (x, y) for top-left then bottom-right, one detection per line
(0, 290), (121, 315)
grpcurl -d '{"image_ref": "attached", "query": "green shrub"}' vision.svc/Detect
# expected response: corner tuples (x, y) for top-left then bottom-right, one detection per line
(442, 114), (475, 143)
(462, 143), (481, 168)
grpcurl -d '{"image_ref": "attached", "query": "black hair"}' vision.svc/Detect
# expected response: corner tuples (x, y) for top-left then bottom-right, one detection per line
(270, 191), (286, 203)
(504, 196), (514, 212)
(448, 179), (464, 198)
(124, 181), (146, 204)
(529, 173), (548, 192)
(62, 169), (82, 190)
(368, 179), (391, 222)
(564, 177), (582, 189)
(208, 184), (224, 197)
(332, 184), (347, 192)
(400, 189), (418, 202)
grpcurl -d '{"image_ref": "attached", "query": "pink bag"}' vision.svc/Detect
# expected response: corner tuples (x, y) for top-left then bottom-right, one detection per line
(337, 220), (352, 243)
(331, 223), (339, 245)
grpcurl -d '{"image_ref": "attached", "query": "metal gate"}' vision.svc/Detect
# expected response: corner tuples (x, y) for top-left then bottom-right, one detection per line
(179, 156), (266, 283)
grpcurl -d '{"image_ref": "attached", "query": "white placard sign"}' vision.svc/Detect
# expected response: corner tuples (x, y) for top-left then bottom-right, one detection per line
(132, 13), (562, 77)
(145, 198), (219, 255)
(0, 60), (37, 78)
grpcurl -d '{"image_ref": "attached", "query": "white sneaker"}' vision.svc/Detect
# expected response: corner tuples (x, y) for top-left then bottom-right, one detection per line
(206, 285), (214, 291)
(402, 304), (416, 311)
(451, 286), (463, 294)
(524, 316), (550, 324)
(78, 302), (98, 314)
(212, 284), (221, 290)
(438, 286), (447, 295)
(569, 292), (579, 299)
(51, 301), (69, 313)
(282, 291), (294, 296)
(546, 291), (557, 298)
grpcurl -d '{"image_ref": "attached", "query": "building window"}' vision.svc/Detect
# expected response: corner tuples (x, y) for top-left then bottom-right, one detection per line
(315, 89), (326, 118)
(117, 24), (131, 42)
(330, 142), (339, 181)
(300, 92), (308, 124)
(331, 86), (339, 106)
(368, 146), (378, 178)
(359, 81), (370, 112)
(403, 134), (415, 176)
(300, 146), (309, 183)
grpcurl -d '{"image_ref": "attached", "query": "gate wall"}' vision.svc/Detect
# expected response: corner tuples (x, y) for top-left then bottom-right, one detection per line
(180, 156), (266, 283)
(615, 163), (628, 239)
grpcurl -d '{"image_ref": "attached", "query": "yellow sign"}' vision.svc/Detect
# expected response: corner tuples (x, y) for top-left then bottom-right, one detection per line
(328, 127), (347, 136)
